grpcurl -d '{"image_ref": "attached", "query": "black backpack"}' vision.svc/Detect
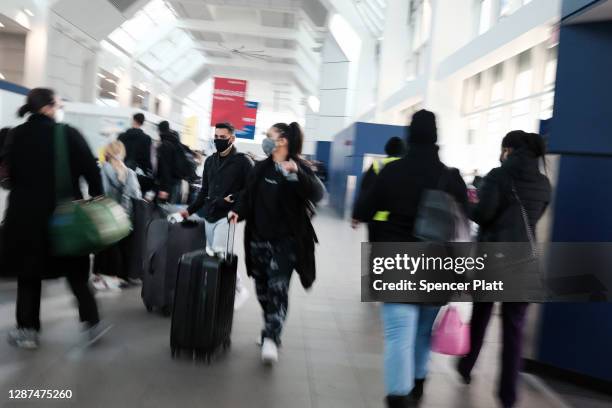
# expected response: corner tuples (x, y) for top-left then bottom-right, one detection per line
(172, 136), (198, 182)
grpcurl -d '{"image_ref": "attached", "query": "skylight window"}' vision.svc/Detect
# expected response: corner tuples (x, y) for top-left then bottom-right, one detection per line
(107, 0), (177, 54)
(329, 14), (361, 62)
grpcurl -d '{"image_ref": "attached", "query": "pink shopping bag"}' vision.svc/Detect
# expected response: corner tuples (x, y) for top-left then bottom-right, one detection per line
(431, 306), (470, 356)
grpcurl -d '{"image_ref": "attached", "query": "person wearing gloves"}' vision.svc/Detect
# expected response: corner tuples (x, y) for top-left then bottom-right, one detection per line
(228, 122), (324, 365)
(180, 122), (253, 309)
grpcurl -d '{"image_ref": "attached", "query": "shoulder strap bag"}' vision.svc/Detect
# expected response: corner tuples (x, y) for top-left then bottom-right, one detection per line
(49, 124), (131, 256)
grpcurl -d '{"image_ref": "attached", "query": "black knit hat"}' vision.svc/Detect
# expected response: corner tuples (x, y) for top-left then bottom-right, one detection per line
(384, 136), (407, 157)
(409, 109), (437, 145)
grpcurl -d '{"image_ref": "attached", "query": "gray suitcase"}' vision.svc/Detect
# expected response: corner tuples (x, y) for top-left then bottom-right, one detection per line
(142, 218), (205, 315)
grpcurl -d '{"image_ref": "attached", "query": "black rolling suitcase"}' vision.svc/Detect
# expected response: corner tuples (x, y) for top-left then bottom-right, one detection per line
(142, 218), (206, 315)
(170, 223), (237, 361)
(128, 199), (164, 280)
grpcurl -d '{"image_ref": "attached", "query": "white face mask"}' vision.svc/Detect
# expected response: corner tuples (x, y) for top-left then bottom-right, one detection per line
(54, 108), (65, 123)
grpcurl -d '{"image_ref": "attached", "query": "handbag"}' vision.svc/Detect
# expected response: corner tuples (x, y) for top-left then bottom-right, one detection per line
(414, 167), (471, 242)
(431, 305), (470, 355)
(49, 124), (131, 257)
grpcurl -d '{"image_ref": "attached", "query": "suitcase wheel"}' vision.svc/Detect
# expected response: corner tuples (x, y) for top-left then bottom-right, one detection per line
(223, 339), (231, 351)
(171, 347), (176, 358)
(146, 305), (153, 313)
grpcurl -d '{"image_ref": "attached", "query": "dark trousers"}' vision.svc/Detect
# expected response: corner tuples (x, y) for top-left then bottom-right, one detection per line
(250, 240), (295, 345)
(459, 302), (529, 407)
(16, 257), (100, 331)
(94, 234), (133, 280)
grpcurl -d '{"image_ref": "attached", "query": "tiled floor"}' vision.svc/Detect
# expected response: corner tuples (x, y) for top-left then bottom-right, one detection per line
(0, 208), (604, 407)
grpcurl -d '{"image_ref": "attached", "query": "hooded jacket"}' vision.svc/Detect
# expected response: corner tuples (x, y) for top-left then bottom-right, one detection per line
(471, 148), (551, 242)
(117, 128), (152, 175)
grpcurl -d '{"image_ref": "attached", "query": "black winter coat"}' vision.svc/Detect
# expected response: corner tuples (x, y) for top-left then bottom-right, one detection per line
(471, 149), (551, 242)
(118, 128), (152, 175)
(2, 114), (103, 278)
(234, 157), (324, 289)
(156, 131), (181, 193)
(356, 144), (468, 242)
(187, 147), (253, 222)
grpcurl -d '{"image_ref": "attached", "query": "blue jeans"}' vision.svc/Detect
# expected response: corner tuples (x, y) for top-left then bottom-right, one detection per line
(381, 303), (440, 396)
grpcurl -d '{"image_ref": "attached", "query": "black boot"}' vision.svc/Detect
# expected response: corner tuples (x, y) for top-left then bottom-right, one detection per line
(456, 358), (472, 385)
(409, 378), (425, 401)
(385, 395), (416, 408)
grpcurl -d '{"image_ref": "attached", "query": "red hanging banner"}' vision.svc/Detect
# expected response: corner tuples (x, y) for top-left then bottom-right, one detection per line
(210, 77), (247, 127)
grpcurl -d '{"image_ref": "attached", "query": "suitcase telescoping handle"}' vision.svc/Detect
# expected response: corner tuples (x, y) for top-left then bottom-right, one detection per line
(225, 218), (236, 260)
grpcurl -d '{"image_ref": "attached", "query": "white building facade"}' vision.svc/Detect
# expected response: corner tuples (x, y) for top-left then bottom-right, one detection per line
(310, 0), (561, 173)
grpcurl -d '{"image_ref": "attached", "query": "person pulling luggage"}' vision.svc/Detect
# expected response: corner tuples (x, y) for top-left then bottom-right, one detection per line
(228, 122), (325, 365)
(180, 122), (253, 309)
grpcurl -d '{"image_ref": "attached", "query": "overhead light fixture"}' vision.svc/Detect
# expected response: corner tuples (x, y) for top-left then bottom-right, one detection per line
(23, 9), (34, 17)
(105, 78), (117, 84)
(137, 94), (144, 99)
(97, 73), (106, 79)
(0, 73), (5, 80)
(108, 91), (117, 97)
(0, 22), (5, 28)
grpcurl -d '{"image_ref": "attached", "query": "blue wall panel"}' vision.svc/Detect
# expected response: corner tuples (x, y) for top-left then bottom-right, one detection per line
(536, 10), (612, 382)
(314, 141), (331, 171)
(549, 22), (612, 155)
(561, 0), (601, 19)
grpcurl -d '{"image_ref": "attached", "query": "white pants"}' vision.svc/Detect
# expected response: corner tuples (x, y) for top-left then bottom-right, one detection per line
(204, 217), (243, 290)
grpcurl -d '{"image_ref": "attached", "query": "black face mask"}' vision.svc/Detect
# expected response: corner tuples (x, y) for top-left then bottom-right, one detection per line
(214, 138), (231, 153)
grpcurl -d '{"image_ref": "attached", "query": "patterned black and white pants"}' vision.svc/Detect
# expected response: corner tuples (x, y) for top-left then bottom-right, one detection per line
(250, 239), (296, 346)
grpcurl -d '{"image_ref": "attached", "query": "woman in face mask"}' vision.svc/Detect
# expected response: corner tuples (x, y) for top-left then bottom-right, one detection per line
(229, 122), (325, 365)
(3, 88), (108, 349)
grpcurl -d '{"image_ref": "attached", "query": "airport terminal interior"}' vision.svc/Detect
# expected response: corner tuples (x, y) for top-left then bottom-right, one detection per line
(1, 0), (612, 407)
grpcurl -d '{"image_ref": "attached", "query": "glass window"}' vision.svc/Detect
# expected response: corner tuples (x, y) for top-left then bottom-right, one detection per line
(544, 45), (558, 87)
(473, 73), (483, 108)
(478, 0), (492, 35)
(514, 50), (532, 99)
(490, 63), (505, 103)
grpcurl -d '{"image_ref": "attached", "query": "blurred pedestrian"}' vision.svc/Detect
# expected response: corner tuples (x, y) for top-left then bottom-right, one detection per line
(458, 130), (551, 408)
(357, 110), (468, 407)
(3, 88), (110, 349)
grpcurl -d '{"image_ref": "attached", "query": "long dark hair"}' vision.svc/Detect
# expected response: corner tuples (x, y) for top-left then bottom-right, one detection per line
(272, 122), (303, 160)
(18, 88), (56, 117)
(502, 130), (545, 157)
(502, 130), (547, 172)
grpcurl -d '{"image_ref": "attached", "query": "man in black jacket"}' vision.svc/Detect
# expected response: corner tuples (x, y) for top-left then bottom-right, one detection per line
(180, 122), (254, 307)
(118, 113), (153, 191)
(156, 121), (184, 203)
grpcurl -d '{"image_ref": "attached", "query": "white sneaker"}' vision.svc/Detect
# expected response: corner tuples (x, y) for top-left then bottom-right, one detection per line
(234, 286), (250, 310)
(261, 338), (278, 365)
(7, 328), (39, 350)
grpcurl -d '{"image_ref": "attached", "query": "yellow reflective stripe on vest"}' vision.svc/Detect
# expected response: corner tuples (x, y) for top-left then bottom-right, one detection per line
(372, 156), (400, 221)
